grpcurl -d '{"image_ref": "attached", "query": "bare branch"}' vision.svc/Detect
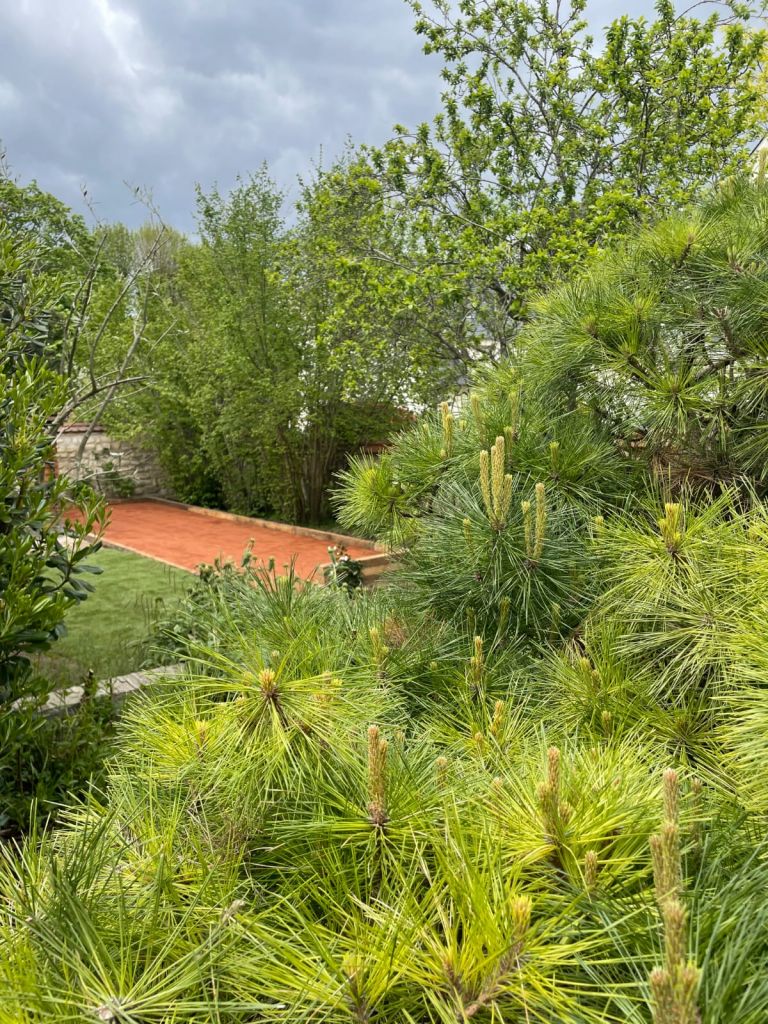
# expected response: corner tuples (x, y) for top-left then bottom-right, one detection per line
(51, 375), (150, 432)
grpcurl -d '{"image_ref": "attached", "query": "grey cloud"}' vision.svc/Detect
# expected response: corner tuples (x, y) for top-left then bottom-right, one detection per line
(1, 0), (443, 230)
(1, 0), (659, 231)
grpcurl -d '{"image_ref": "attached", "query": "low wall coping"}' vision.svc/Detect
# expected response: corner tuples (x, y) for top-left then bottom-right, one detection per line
(35, 663), (185, 718)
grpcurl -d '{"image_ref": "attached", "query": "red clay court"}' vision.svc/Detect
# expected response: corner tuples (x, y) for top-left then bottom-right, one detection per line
(92, 499), (378, 578)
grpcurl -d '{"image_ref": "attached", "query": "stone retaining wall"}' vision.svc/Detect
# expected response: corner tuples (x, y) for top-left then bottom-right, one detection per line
(56, 425), (170, 498)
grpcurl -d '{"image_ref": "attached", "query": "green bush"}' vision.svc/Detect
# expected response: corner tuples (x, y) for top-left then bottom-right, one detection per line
(521, 177), (768, 494)
(0, 678), (116, 836)
(0, 225), (110, 830)
(6, 184), (768, 1021)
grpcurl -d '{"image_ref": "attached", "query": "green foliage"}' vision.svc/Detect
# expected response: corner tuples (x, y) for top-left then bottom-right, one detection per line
(0, 227), (104, 691)
(369, 0), (768, 360)
(0, 677), (116, 837)
(4, 530), (768, 1018)
(106, 157), (441, 524)
(60, 0), (768, 516)
(521, 178), (768, 493)
(336, 358), (634, 640)
(0, 174), (93, 276)
(0, 209), (116, 832)
(8, 317), (768, 1010)
(144, 550), (305, 666)
(7, 11), (768, 1018)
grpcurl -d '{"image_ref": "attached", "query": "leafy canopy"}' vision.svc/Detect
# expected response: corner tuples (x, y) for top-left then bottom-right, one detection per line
(371, 0), (768, 359)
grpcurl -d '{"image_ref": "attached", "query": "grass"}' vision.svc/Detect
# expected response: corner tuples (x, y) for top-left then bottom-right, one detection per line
(39, 546), (191, 686)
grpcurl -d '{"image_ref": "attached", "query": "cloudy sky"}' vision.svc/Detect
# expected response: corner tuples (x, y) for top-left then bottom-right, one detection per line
(2, 0), (649, 232)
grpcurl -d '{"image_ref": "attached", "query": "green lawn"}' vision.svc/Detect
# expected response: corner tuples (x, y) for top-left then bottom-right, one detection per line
(39, 547), (191, 686)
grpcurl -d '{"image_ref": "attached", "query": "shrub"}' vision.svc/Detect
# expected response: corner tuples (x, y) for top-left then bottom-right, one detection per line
(1, 677), (116, 837)
(521, 177), (768, 494)
(0, 225), (108, 830)
(324, 544), (364, 593)
(5, 183), (768, 1020)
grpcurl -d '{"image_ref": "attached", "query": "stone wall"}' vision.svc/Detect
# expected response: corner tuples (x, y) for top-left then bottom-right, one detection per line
(56, 425), (170, 498)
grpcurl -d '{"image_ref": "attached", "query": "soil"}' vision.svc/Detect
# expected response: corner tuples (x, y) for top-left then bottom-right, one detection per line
(92, 500), (375, 579)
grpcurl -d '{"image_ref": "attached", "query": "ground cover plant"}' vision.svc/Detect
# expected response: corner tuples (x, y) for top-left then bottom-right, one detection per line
(4, 181), (768, 1021)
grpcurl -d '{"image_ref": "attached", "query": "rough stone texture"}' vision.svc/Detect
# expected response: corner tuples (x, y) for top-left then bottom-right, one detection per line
(56, 425), (170, 498)
(40, 664), (184, 717)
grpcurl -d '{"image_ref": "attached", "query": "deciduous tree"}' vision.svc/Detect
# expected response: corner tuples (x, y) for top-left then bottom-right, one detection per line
(370, 0), (768, 363)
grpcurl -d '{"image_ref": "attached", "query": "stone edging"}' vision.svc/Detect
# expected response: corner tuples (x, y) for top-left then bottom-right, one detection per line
(38, 663), (184, 717)
(95, 535), (197, 574)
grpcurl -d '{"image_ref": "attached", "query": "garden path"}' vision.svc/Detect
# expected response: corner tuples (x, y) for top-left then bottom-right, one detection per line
(92, 500), (376, 578)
